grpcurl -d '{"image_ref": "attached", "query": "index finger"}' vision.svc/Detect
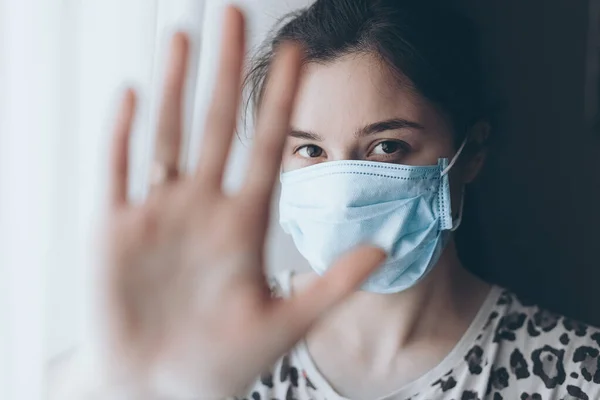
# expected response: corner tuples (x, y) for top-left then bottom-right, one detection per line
(240, 43), (303, 206)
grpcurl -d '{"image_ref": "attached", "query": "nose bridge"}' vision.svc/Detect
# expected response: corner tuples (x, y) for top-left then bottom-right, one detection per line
(328, 140), (362, 161)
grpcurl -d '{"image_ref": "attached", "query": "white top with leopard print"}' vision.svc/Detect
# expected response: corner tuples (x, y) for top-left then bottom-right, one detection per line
(240, 270), (600, 400)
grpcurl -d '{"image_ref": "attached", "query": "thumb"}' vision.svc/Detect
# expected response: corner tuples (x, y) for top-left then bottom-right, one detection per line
(274, 245), (387, 342)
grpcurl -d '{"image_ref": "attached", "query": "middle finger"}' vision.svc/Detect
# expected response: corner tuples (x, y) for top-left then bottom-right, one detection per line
(152, 32), (190, 182)
(194, 6), (246, 188)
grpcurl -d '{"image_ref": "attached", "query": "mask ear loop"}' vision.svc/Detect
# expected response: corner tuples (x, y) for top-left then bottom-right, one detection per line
(441, 138), (468, 177)
(440, 138), (468, 231)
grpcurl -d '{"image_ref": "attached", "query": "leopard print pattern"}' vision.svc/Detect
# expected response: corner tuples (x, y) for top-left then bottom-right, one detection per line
(237, 279), (600, 400)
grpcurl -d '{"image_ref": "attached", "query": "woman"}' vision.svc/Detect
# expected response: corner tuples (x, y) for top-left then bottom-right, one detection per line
(58, 0), (600, 399)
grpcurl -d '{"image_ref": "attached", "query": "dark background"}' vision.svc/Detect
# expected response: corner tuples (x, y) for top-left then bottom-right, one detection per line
(451, 0), (600, 325)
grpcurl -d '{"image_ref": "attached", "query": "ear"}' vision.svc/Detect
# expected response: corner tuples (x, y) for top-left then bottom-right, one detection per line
(461, 120), (490, 184)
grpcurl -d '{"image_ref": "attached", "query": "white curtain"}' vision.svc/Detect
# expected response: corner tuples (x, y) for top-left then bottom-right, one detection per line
(0, 0), (312, 399)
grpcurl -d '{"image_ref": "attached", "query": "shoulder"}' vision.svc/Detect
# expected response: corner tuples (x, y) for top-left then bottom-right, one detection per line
(482, 287), (600, 398)
(491, 288), (600, 350)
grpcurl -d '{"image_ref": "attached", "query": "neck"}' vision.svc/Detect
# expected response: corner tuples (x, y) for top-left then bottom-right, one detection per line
(303, 239), (490, 363)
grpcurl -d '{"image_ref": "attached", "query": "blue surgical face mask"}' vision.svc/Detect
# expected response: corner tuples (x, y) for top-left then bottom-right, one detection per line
(279, 140), (466, 294)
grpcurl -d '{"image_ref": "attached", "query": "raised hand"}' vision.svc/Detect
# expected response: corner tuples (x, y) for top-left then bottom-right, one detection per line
(101, 6), (386, 398)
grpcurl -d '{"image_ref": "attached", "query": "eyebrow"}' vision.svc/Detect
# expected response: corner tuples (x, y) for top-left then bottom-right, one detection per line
(289, 118), (424, 141)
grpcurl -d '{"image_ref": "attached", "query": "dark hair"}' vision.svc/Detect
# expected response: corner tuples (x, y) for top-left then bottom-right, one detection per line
(244, 0), (489, 145)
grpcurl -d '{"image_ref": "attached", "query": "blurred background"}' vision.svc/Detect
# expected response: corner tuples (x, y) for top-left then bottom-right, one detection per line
(0, 0), (598, 398)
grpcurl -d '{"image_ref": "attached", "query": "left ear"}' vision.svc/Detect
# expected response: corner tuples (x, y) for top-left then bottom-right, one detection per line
(461, 120), (490, 183)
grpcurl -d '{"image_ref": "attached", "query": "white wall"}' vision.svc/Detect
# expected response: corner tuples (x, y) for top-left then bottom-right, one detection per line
(1, 1), (64, 397)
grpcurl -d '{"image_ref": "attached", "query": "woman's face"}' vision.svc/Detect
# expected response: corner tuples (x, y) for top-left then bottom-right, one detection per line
(282, 52), (485, 221)
(283, 53), (457, 173)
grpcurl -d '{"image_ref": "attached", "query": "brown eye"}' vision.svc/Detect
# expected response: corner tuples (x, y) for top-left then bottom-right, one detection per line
(381, 142), (399, 154)
(371, 140), (408, 155)
(297, 145), (323, 158)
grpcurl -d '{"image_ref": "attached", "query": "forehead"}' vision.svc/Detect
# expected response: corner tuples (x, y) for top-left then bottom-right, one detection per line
(290, 53), (446, 134)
